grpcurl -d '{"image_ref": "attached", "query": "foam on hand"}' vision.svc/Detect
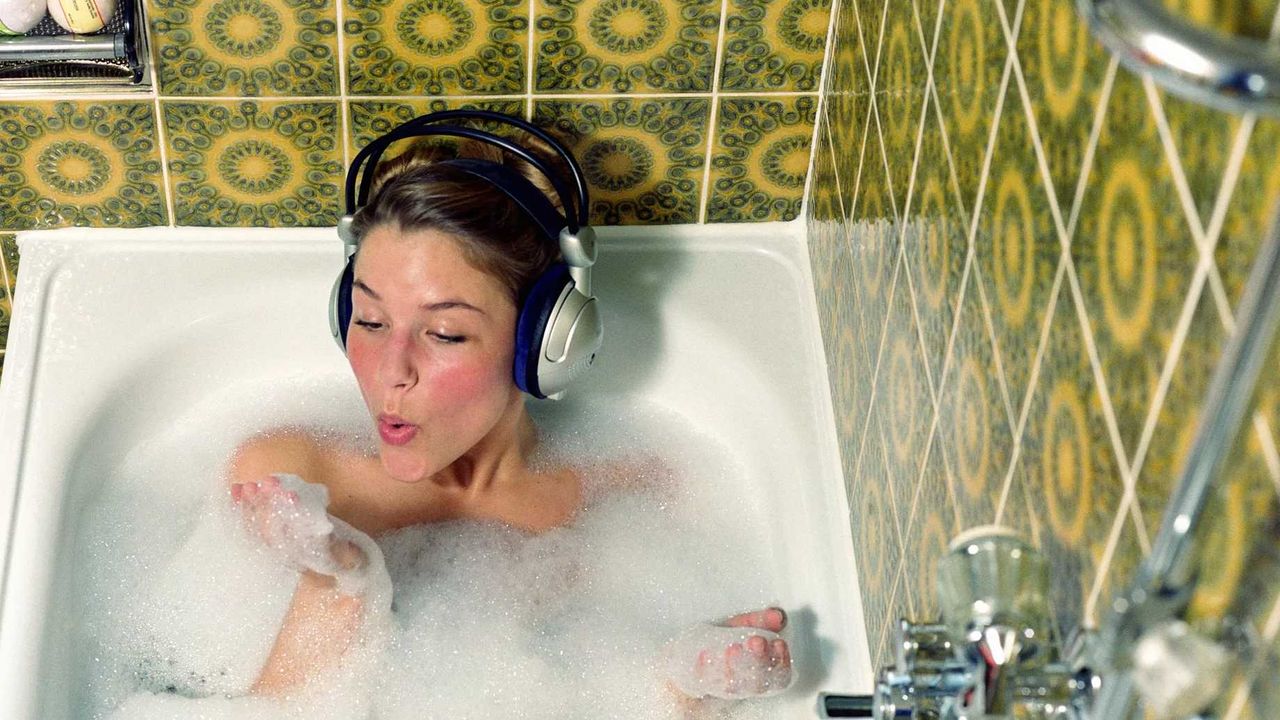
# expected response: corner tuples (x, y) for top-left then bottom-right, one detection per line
(73, 375), (789, 720)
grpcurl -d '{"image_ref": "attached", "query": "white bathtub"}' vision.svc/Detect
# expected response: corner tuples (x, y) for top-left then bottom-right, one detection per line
(0, 223), (871, 718)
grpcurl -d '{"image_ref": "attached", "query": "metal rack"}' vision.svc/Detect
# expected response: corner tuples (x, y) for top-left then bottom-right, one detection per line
(0, 0), (146, 87)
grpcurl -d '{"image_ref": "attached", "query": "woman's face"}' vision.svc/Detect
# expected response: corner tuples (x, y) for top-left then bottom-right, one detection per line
(346, 225), (521, 483)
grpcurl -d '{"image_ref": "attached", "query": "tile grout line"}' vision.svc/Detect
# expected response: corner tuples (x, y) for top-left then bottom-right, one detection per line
(146, 20), (176, 228)
(525, 0), (535, 120)
(1009, 45), (1068, 246)
(1083, 487), (1136, 624)
(899, 88), (941, 405)
(96, 91), (819, 103)
(971, 260), (1019, 445)
(1142, 77), (1206, 242)
(1123, 252), (1213, 490)
(1001, 258), (1070, 519)
(800, 0), (844, 222)
(962, 48), (1013, 252)
(825, 107), (849, 221)
(697, 0), (732, 224)
(1065, 58), (1119, 242)
(1197, 115), (1258, 332)
(336, 0), (351, 169)
(1063, 260), (1138, 487)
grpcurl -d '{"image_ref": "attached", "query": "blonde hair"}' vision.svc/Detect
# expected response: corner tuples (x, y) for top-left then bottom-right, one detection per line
(350, 135), (573, 304)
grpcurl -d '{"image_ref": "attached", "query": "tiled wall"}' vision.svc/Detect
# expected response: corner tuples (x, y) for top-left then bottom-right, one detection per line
(808, 0), (1280, 715)
(0, 0), (836, 375)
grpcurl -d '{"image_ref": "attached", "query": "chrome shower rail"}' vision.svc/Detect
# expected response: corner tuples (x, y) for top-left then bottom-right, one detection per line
(1078, 0), (1280, 114)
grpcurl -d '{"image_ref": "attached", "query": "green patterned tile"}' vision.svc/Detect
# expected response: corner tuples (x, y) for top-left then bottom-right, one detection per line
(850, 125), (898, 355)
(905, 98), (968, 388)
(534, 0), (719, 93)
(165, 101), (343, 227)
(1217, 118), (1280, 312)
(937, 282), (1014, 529)
(1016, 283), (1126, 637)
(933, 0), (1010, 215)
(345, 0), (526, 95)
(1087, 510), (1143, 628)
(0, 103), (166, 230)
(829, 233), (877, 458)
(0, 233), (15, 300)
(1159, 90), (1242, 229)
(720, 0), (831, 91)
(809, 110), (843, 226)
(874, 0), (928, 214)
(1162, 0), (1279, 40)
(974, 92), (1059, 416)
(0, 274), (8, 353)
(1016, 0), (1111, 218)
(151, 0), (337, 96)
(347, 98), (525, 161)
(1073, 71), (1199, 460)
(850, 424), (902, 670)
(810, 201), (845, 343)
(826, 0), (872, 217)
(915, 0), (942, 58)
(532, 98), (708, 225)
(707, 97), (816, 223)
(899, 433), (956, 621)
(874, 570), (908, 671)
(1130, 291), (1222, 539)
(874, 277), (935, 536)
(858, 0), (887, 88)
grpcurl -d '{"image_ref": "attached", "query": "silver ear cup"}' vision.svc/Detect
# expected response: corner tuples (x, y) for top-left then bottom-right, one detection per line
(535, 286), (603, 398)
(329, 269), (348, 353)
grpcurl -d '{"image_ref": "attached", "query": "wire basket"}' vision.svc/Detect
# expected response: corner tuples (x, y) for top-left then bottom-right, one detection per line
(0, 0), (146, 86)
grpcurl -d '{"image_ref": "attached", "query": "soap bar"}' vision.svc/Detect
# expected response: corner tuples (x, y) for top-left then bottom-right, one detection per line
(47, 0), (114, 34)
(0, 0), (46, 34)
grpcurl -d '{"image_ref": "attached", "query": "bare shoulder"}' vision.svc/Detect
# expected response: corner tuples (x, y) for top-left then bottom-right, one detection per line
(226, 429), (325, 486)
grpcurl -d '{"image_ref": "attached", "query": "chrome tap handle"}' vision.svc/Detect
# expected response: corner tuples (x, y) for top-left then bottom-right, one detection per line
(1077, 0), (1280, 115)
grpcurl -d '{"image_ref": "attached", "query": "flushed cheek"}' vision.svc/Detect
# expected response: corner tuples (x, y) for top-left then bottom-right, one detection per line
(424, 358), (508, 414)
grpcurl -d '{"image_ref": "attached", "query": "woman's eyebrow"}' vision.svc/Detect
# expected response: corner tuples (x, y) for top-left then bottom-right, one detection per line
(354, 279), (485, 314)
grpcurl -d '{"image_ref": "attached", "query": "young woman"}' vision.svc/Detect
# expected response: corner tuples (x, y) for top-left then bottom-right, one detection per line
(225, 125), (793, 709)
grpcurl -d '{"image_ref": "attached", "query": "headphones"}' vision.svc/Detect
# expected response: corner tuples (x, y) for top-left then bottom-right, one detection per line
(329, 109), (602, 400)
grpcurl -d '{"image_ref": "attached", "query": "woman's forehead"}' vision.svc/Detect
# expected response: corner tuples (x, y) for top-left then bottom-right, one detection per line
(354, 226), (509, 307)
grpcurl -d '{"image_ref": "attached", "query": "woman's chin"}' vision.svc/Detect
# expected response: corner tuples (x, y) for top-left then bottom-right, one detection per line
(380, 446), (431, 483)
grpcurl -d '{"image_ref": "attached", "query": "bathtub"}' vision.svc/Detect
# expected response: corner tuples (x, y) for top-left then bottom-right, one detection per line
(0, 223), (872, 718)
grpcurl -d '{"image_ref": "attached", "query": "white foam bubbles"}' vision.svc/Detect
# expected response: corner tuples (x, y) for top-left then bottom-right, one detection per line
(72, 376), (788, 720)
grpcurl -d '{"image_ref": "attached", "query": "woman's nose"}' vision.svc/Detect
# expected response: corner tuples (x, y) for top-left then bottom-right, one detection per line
(378, 334), (418, 390)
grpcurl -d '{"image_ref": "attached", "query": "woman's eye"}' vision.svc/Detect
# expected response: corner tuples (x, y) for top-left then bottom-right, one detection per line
(431, 332), (466, 344)
(353, 320), (383, 331)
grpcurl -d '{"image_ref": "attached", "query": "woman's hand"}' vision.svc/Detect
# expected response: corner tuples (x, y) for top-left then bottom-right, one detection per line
(663, 606), (794, 701)
(230, 474), (366, 593)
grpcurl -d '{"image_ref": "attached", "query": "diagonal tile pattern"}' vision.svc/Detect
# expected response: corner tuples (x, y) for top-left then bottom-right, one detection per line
(809, 0), (1280, 714)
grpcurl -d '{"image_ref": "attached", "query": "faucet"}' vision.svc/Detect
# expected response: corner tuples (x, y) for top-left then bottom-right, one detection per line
(819, 527), (1102, 720)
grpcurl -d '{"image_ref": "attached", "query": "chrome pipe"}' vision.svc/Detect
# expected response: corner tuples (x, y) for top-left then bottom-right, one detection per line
(1078, 0), (1280, 115)
(0, 34), (126, 62)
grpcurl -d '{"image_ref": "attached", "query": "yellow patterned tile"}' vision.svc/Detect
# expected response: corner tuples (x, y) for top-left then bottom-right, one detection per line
(829, 231), (876, 456)
(707, 97), (816, 223)
(933, 0), (1009, 213)
(850, 423), (902, 665)
(1016, 283), (1126, 635)
(1088, 511), (1143, 628)
(858, 0), (886, 85)
(1159, 90), (1242, 228)
(938, 283), (1013, 529)
(345, 0), (527, 95)
(899, 435), (956, 620)
(0, 103), (166, 230)
(533, 98), (709, 225)
(809, 110), (842, 226)
(1130, 291), (1222, 539)
(720, 0), (832, 92)
(828, 0), (870, 97)
(874, 276), (934, 526)
(0, 232), (14, 353)
(534, 0), (719, 93)
(165, 101), (343, 227)
(1161, 0), (1279, 39)
(347, 98), (525, 161)
(874, 0), (928, 213)
(1073, 71), (1199, 459)
(1217, 118), (1280, 312)
(1016, 0), (1111, 216)
(151, 0), (337, 95)
(826, 0), (872, 216)
(974, 92), (1059, 416)
(905, 99), (968, 387)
